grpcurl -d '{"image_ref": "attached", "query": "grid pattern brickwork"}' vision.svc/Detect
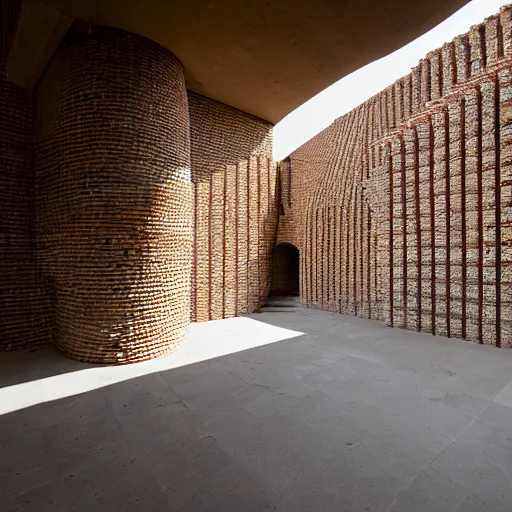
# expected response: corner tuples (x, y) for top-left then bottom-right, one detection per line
(188, 92), (277, 322)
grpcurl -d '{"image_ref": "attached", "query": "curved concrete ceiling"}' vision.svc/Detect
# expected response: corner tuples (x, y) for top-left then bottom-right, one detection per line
(36, 0), (469, 123)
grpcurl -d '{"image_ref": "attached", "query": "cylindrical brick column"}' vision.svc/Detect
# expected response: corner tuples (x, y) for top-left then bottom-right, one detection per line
(35, 26), (193, 364)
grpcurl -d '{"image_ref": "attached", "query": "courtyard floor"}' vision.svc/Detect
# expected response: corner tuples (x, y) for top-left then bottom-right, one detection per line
(2, 308), (512, 511)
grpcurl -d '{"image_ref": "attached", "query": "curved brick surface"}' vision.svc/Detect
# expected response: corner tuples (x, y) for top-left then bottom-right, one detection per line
(281, 6), (512, 348)
(35, 27), (193, 363)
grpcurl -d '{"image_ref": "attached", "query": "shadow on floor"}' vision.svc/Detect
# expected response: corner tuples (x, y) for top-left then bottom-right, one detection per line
(2, 308), (512, 511)
(0, 344), (95, 388)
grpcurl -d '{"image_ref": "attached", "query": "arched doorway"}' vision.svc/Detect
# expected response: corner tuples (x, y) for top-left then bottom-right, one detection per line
(271, 243), (300, 296)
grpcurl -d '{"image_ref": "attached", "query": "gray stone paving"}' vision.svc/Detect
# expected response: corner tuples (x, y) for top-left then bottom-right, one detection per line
(2, 308), (512, 511)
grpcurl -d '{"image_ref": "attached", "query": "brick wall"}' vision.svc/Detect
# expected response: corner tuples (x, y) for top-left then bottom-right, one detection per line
(189, 92), (278, 321)
(5, 5), (512, 360)
(0, 79), (53, 350)
(1, 21), (278, 360)
(282, 6), (512, 347)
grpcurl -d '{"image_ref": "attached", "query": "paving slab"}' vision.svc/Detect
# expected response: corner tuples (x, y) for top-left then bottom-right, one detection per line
(1, 309), (512, 511)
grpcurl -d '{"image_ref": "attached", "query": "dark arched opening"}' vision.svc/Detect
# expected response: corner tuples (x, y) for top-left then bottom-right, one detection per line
(271, 243), (300, 296)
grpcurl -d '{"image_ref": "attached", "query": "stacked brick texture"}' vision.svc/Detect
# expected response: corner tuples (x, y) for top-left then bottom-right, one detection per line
(189, 92), (277, 322)
(34, 27), (194, 363)
(281, 6), (512, 347)
(7, 6), (512, 360)
(0, 19), (278, 362)
(0, 78), (54, 350)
